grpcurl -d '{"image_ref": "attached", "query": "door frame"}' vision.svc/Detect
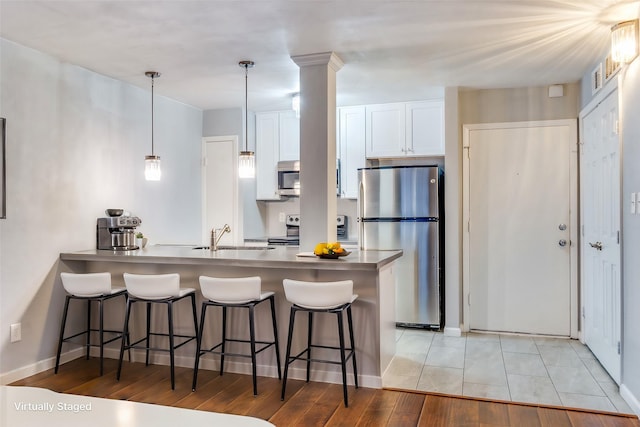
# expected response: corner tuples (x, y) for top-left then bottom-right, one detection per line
(462, 120), (579, 337)
(201, 135), (242, 246)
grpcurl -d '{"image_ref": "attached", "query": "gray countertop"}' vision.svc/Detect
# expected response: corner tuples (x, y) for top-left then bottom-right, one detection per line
(60, 245), (402, 272)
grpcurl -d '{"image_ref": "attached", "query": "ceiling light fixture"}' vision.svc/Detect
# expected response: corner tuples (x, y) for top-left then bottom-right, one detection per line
(292, 92), (300, 118)
(238, 60), (255, 179)
(144, 71), (161, 181)
(611, 19), (639, 64)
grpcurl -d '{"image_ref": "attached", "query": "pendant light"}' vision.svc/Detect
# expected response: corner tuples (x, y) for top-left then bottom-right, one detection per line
(144, 71), (161, 181)
(611, 20), (639, 64)
(238, 60), (255, 179)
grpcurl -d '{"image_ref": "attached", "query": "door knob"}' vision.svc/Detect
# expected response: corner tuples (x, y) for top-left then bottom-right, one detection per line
(559, 239), (567, 247)
(589, 241), (603, 251)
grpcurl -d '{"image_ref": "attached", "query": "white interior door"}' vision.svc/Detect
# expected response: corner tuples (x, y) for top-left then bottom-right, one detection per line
(202, 136), (240, 246)
(463, 120), (577, 336)
(581, 88), (621, 384)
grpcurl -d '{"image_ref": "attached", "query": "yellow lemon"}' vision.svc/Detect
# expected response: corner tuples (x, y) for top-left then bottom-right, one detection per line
(314, 242), (326, 256)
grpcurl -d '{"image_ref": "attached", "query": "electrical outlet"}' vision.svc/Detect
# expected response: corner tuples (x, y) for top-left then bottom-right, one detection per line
(279, 212), (285, 223)
(10, 323), (21, 343)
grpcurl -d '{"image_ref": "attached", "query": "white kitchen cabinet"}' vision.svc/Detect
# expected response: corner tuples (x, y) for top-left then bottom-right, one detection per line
(338, 106), (366, 199)
(278, 110), (300, 161)
(406, 100), (444, 156)
(255, 112), (281, 200)
(365, 100), (444, 158)
(255, 110), (300, 200)
(365, 103), (406, 158)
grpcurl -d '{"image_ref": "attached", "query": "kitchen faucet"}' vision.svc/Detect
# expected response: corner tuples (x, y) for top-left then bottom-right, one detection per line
(210, 224), (231, 251)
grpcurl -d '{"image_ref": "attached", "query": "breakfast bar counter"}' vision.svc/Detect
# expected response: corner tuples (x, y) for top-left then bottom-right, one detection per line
(59, 246), (402, 389)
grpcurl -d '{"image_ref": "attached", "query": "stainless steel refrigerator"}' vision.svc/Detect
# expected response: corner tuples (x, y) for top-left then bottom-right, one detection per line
(358, 166), (443, 329)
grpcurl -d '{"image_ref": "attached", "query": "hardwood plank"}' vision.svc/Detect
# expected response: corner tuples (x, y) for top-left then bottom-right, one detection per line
(449, 396), (480, 426)
(385, 391), (425, 426)
(418, 394), (453, 427)
(226, 377), (304, 421)
(269, 381), (332, 426)
(568, 411), (606, 427)
(508, 405), (542, 427)
(478, 399), (510, 426)
(325, 387), (378, 427)
(194, 374), (254, 413)
(538, 407), (573, 427)
(356, 389), (402, 426)
(293, 383), (344, 427)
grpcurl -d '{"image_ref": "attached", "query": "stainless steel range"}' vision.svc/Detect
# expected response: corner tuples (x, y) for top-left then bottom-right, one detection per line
(267, 214), (347, 246)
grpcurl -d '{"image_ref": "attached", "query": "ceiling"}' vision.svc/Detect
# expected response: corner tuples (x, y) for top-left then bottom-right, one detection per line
(0, 1), (637, 111)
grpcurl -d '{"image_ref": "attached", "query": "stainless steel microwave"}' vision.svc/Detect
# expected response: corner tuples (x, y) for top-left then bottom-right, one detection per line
(277, 160), (340, 197)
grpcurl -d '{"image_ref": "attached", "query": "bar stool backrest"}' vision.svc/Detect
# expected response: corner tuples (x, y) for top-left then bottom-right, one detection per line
(199, 276), (261, 304)
(60, 272), (112, 297)
(123, 273), (181, 300)
(283, 279), (354, 309)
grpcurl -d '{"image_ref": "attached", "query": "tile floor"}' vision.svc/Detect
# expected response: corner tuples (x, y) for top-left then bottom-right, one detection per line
(383, 329), (633, 414)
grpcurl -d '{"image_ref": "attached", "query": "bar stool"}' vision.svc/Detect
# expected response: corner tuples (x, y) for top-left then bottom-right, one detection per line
(117, 273), (198, 390)
(55, 272), (127, 376)
(192, 276), (281, 395)
(281, 279), (359, 407)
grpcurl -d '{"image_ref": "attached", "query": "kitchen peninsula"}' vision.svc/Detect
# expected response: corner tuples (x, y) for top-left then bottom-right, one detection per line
(58, 246), (402, 388)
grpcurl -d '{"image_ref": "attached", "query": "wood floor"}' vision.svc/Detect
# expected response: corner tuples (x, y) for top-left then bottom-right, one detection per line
(9, 357), (640, 426)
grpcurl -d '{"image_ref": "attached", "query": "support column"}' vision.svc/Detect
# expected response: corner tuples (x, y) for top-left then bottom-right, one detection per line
(291, 52), (344, 251)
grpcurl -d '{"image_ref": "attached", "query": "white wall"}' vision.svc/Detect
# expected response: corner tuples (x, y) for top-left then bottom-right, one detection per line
(0, 39), (203, 379)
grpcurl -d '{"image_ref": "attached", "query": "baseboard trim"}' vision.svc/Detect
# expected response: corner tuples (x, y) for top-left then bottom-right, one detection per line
(0, 347), (85, 385)
(3, 346), (382, 390)
(620, 384), (640, 416)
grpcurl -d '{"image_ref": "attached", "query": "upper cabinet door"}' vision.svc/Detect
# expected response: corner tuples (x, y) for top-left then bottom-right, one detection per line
(255, 112), (281, 200)
(279, 110), (300, 161)
(365, 103), (406, 158)
(406, 100), (444, 156)
(338, 106), (366, 199)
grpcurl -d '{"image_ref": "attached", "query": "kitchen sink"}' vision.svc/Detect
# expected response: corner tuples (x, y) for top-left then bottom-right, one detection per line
(193, 245), (276, 250)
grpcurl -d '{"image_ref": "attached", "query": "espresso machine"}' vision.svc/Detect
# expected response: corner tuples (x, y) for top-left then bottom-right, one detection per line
(96, 215), (142, 250)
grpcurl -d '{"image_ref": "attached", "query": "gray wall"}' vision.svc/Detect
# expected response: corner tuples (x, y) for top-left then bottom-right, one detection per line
(0, 38), (203, 378)
(460, 83), (580, 124)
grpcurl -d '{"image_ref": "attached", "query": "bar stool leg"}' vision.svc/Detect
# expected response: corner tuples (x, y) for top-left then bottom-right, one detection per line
(145, 302), (152, 366)
(117, 297), (133, 381)
(281, 306), (297, 401)
(269, 295), (282, 379)
(306, 311), (313, 382)
(168, 301), (175, 390)
(99, 299), (105, 376)
(190, 293), (198, 342)
(347, 305), (359, 388)
(86, 300), (92, 360)
(220, 306), (227, 375)
(55, 295), (72, 374)
(336, 310), (349, 407)
(192, 303), (208, 391)
(249, 305), (258, 395)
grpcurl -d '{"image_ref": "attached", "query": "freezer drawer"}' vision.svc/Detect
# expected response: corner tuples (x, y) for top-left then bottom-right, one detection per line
(362, 220), (440, 326)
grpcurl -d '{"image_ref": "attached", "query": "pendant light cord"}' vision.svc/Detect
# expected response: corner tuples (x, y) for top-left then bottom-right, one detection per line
(244, 64), (248, 152)
(151, 75), (155, 156)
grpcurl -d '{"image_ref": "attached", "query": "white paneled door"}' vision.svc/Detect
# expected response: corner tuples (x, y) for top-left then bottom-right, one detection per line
(202, 136), (240, 246)
(463, 120), (577, 336)
(581, 88), (621, 384)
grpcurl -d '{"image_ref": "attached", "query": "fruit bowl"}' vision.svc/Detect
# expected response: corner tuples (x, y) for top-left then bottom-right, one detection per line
(317, 250), (351, 259)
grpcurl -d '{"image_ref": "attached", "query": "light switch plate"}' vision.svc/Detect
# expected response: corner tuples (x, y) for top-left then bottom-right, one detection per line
(632, 192), (637, 214)
(636, 192), (640, 214)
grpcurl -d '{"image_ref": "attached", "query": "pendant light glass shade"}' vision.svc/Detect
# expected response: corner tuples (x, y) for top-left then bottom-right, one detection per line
(292, 92), (300, 118)
(611, 20), (639, 64)
(238, 151), (256, 178)
(239, 60), (255, 179)
(145, 155), (161, 181)
(144, 71), (161, 181)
